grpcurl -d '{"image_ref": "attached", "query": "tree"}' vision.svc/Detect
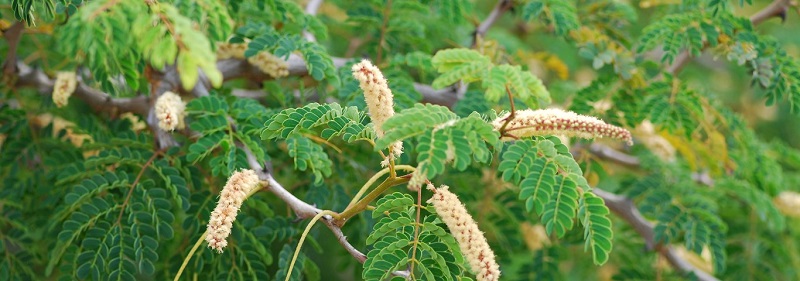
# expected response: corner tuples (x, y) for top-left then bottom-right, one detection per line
(2, 0), (800, 280)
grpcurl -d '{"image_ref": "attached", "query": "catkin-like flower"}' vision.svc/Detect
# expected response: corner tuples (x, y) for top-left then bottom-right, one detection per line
(247, 51), (289, 78)
(216, 42), (247, 60)
(774, 191), (800, 218)
(154, 91), (186, 131)
(494, 108), (633, 145)
(206, 169), (260, 253)
(52, 72), (77, 108)
(428, 185), (500, 281)
(351, 59), (403, 161)
(217, 42), (288, 77)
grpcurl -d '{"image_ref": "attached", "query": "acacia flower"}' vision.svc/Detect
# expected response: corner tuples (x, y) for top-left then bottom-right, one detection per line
(217, 42), (288, 77)
(206, 169), (260, 253)
(247, 51), (289, 78)
(351, 59), (403, 161)
(216, 43), (247, 60)
(494, 108), (632, 145)
(774, 191), (800, 218)
(428, 185), (500, 281)
(52, 72), (77, 108)
(154, 91), (186, 131)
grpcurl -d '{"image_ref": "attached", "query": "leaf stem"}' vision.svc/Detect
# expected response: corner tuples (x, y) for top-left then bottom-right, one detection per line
(498, 85), (517, 136)
(344, 165), (416, 211)
(285, 210), (335, 281)
(116, 150), (163, 226)
(173, 230), (207, 281)
(335, 176), (411, 226)
(408, 185), (423, 278)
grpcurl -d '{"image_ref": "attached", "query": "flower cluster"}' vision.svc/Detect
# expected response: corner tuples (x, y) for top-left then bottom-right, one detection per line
(428, 185), (500, 281)
(248, 51), (289, 78)
(206, 169), (261, 253)
(351, 59), (403, 162)
(216, 42), (247, 60)
(494, 108), (633, 145)
(216, 42), (289, 78)
(154, 91), (186, 131)
(774, 191), (800, 218)
(52, 72), (77, 108)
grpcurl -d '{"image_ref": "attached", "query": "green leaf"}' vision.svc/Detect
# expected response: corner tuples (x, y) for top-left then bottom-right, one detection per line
(541, 176), (579, 237)
(376, 104), (458, 149)
(578, 192), (613, 265)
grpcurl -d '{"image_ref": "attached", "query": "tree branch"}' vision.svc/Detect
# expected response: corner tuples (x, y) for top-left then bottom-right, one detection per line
(666, 0), (791, 74)
(243, 146), (370, 262)
(473, 0), (514, 47)
(593, 188), (719, 281)
(303, 0), (324, 42)
(14, 62), (151, 115)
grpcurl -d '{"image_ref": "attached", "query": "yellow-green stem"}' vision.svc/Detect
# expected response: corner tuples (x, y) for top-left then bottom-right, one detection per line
(345, 165), (416, 211)
(285, 210), (335, 281)
(409, 185), (423, 278)
(336, 176), (410, 224)
(173, 230), (207, 281)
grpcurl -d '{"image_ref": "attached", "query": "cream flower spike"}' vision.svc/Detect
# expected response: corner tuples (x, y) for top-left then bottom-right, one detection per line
(216, 42), (247, 60)
(774, 191), (800, 218)
(494, 108), (633, 145)
(53, 72), (77, 108)
(351, 59), (403, 162)
(247, 51), (289, 78)
(206, 169), (260, 253)
(428, 185), (501, 281)
(155, 91), (186, 131)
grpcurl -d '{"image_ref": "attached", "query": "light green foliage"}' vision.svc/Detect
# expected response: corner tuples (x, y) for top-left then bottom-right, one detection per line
(431, 49), (551, 108)
(378, 104), (499, 181)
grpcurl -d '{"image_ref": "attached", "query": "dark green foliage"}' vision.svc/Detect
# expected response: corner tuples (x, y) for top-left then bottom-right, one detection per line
(363, 192), (464, 280)
(499, 138), (613, 264)
(186, 94), (261, 177)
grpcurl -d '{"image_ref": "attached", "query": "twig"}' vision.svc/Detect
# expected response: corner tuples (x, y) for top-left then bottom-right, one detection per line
(473, 0), (514, 47)
(2, 21), (24, 77)
(586, 143), (641, 167)
(303, 0), (324, 42)
(593, 189), (719, 281)
(14, 62), (151, 115)
(243, 146), (369, 262)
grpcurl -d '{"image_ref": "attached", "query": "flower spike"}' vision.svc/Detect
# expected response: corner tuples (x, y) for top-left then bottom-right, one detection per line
(494, 108), (633, 145)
